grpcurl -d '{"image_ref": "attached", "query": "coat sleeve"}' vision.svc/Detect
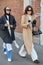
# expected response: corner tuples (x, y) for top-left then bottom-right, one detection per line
(0, 17), (5, 30)
(21, 15), (28, 29)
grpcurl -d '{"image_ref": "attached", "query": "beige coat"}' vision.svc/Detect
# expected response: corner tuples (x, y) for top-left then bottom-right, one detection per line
(21, 15), (34, 54)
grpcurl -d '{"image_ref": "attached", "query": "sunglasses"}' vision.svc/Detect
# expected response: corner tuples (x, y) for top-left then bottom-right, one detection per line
(6, 9), (11, 11)
(27, 10), (32, 11)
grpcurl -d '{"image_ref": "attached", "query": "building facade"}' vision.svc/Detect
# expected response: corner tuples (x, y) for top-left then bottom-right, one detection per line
(0, 0), (41, 32)
(0, 0), (43, 45)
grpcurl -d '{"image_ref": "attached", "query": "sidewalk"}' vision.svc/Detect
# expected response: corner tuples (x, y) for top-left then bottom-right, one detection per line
(0, 32), (43, 65)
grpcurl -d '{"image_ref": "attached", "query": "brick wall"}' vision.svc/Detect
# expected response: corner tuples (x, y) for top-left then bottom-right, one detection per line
(0, 0), (41, 33)
(32, 0), (41, 37)
(32, 0), (41, 30)
(0, 0), (23, 32)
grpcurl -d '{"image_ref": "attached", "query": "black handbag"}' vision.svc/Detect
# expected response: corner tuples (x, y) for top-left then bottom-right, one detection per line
(32, 20), (42, 35)
(32, 29), (42, 35)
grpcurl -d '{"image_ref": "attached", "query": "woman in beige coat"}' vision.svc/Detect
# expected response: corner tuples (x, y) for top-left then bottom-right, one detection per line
(19, 5), (40, 63)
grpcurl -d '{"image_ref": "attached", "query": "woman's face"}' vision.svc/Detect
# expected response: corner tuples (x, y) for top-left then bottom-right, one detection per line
(27, 8), (32, 15)
(6, 7), (11, 14)
(6, 10), (11, 14)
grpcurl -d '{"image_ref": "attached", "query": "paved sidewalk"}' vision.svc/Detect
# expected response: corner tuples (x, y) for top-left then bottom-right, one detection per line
(0, 32), (43, 65)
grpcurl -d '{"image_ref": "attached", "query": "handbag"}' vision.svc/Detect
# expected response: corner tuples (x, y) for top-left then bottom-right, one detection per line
(32, 29), (42, 35)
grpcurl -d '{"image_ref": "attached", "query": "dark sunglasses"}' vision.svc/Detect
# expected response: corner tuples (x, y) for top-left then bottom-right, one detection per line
(6, 9), (11, 11)
(27, 10), (32, 11)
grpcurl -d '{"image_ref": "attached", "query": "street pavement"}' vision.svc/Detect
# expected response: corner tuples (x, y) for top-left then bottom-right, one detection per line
(0, 36), (43, 65)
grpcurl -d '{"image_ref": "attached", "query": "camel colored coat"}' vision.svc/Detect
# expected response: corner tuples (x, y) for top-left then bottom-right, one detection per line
(21, 15), (34, 54)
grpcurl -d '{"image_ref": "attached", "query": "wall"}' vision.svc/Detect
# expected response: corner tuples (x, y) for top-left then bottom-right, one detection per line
(0, 0), (23, 32)
(0, 0), (41, 33)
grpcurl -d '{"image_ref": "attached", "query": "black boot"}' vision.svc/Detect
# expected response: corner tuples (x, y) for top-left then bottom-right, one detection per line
(34, 60), (40, 63)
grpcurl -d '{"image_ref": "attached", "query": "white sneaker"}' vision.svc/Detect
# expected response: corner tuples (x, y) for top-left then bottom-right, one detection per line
(4, 52), (7, 54)
(8, 58), (11, 62)
(19, 50), (27, 57)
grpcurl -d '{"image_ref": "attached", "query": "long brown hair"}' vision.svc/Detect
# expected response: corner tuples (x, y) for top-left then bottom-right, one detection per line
(24, 5), (34, 15)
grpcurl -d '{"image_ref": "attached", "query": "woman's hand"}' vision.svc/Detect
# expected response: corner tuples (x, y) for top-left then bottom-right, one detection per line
(4, 23), (8, 27)
(4, 24), (13, 28)
(10, 25), (13, 28)
(27, 23), (30, 26)
(27, 22), (32, 28)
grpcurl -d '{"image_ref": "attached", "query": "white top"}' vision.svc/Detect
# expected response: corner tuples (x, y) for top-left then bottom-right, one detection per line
(6, 15), (11, 36)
